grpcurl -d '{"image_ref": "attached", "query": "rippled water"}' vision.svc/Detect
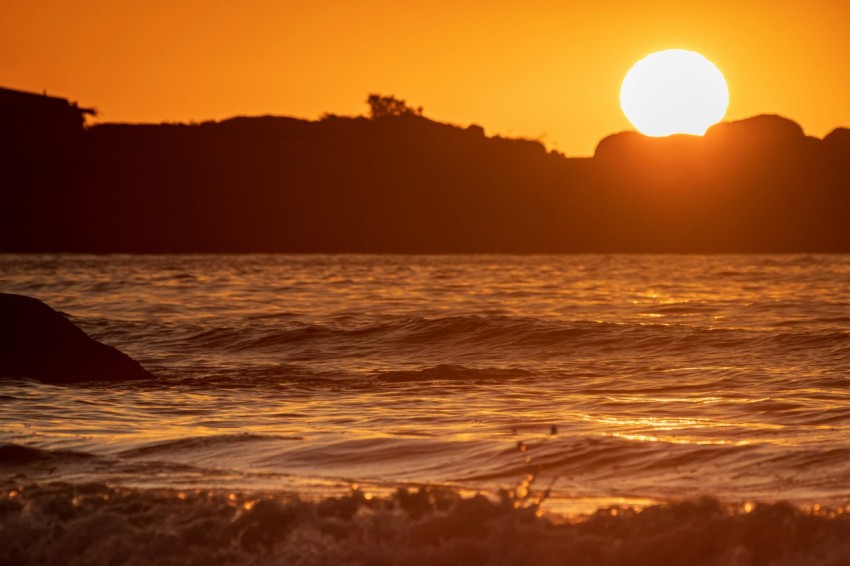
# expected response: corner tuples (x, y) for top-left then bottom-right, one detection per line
(2, 254), (849, 563)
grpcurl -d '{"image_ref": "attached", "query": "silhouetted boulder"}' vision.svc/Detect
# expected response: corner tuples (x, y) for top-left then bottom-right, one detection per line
(823, 127), (850, 149)
(706, 114), (805, 141)
(0, 293), (153, 383)
(595, 115), (809, 161)
(593, 131), (704, 165)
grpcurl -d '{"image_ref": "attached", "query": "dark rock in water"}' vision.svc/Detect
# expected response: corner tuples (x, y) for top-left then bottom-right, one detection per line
(0, 293), (153, 382)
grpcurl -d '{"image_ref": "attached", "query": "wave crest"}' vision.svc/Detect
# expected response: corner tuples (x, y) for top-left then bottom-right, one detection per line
(2, 484), (848, 565)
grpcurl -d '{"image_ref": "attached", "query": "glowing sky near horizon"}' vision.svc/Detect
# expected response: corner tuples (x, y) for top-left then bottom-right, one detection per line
(2, 0), (849, 155)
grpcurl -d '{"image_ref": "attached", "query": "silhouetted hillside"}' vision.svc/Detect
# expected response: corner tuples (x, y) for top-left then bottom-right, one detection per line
(590, 115), (850, 251)
(2, 95), (849, 252)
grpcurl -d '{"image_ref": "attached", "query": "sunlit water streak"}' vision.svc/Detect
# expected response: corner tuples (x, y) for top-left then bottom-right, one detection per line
(1, 254), (849, 517)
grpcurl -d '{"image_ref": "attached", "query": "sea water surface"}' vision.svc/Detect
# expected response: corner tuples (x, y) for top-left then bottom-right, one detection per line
(2, 254), (849, 564)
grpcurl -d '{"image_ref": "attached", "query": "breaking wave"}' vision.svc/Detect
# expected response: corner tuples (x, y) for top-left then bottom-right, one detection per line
(2, 484), (848, 565)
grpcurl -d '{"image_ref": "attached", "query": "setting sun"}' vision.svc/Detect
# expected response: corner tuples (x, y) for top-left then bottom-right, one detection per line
(620, 49), (729, 137)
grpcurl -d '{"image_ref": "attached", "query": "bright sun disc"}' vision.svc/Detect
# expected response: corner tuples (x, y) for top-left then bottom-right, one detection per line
(620, 49), (729, 137)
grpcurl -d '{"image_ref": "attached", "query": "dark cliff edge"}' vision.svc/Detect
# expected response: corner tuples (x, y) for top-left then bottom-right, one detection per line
(2, 104), (849, 252)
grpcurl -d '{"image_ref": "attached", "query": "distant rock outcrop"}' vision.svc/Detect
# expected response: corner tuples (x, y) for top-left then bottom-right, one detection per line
(823, 127), (850, 148)
(0, 293), (153, 383)
(1, 97), (849, 252)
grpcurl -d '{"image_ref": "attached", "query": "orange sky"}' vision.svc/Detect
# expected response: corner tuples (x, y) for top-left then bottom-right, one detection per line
(2, 0), (849, 155)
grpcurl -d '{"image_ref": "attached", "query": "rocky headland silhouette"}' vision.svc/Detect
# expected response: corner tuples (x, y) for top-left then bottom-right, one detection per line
(2, 90), (848, 252)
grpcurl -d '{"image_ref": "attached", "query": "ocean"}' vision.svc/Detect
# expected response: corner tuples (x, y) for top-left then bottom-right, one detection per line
(2, 254), (849, 564)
